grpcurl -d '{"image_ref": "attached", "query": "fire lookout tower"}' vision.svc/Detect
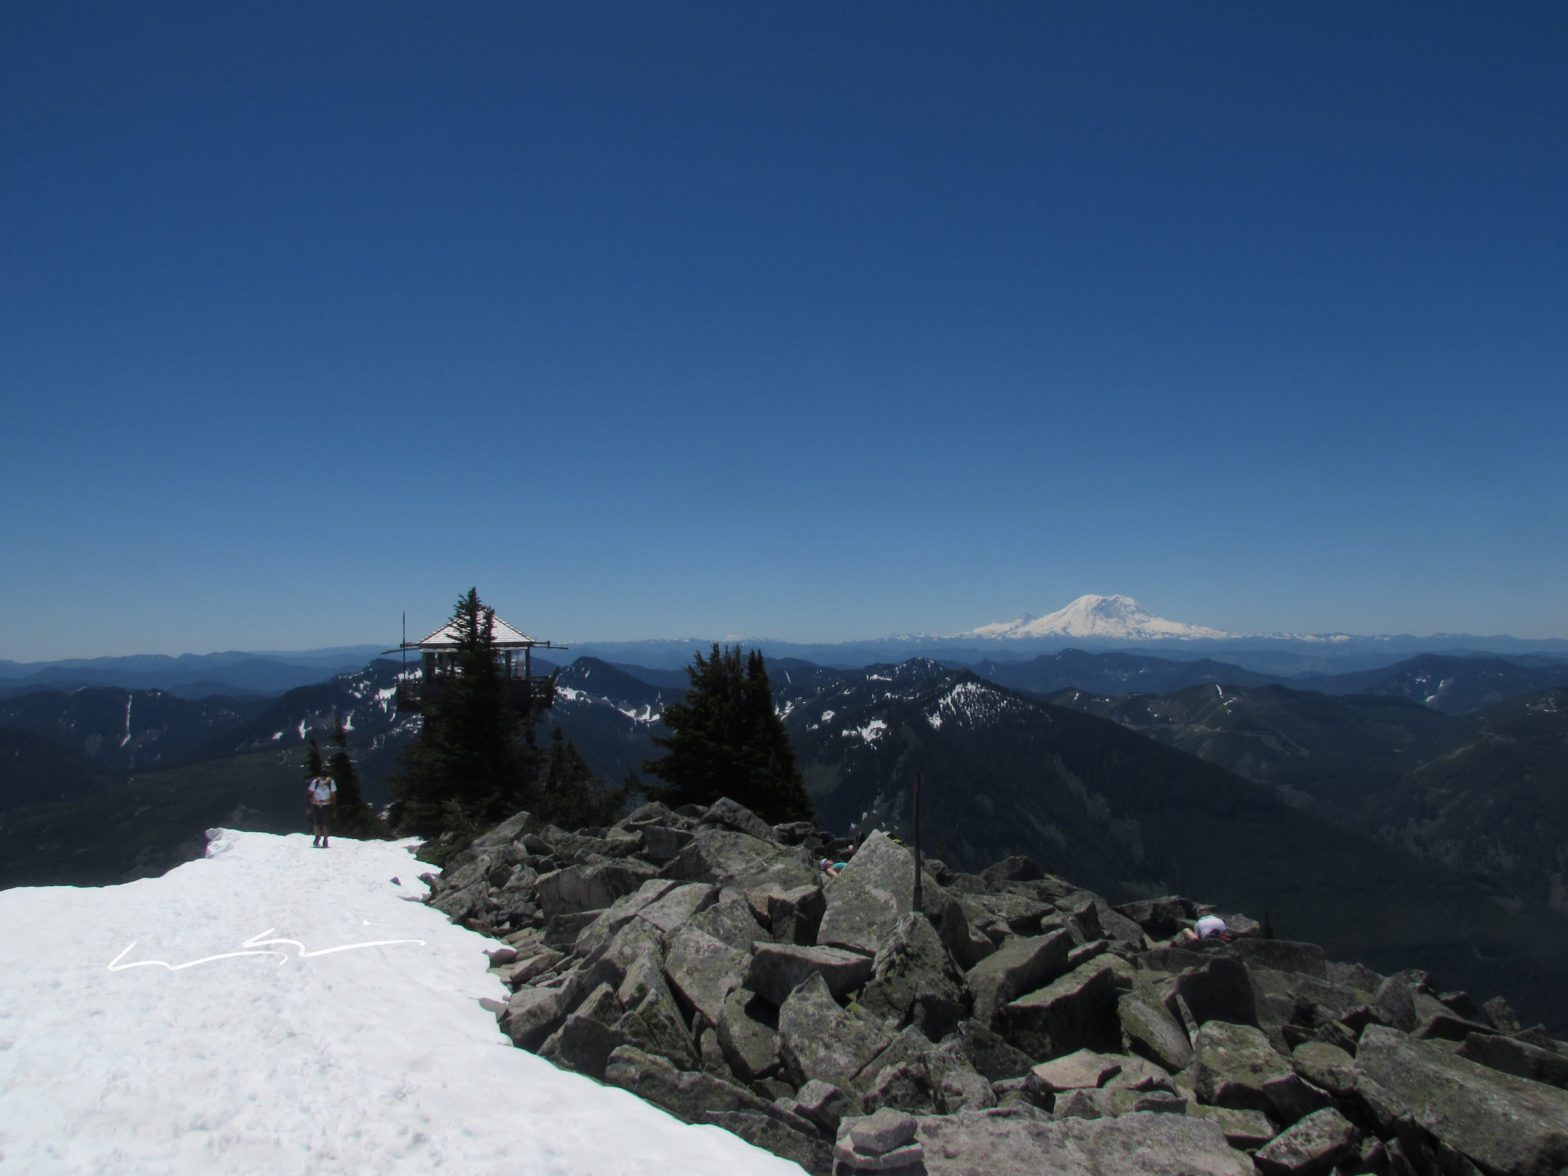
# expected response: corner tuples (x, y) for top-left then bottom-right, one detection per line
(393, 612), (562, 715)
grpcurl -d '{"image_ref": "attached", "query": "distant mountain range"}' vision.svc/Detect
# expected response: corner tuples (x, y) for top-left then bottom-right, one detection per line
(4, 644), (1568, 1028)
(0, 646), (387, 697)
(5, 598), (1567, 693)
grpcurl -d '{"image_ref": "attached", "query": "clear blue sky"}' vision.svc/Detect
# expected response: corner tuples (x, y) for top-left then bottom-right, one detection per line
(4, 2), (1565, 659)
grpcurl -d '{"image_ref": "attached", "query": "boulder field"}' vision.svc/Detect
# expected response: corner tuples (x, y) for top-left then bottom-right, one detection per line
(423, 798), (1568, 1175)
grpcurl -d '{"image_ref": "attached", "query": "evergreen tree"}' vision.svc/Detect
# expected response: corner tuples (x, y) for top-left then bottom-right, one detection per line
(305, 736), (325, 778)
(644, 643), (813, 823)
(392, 588), (540, 837)
(537, 726), (629, 828)
(328, 712), (385, 838)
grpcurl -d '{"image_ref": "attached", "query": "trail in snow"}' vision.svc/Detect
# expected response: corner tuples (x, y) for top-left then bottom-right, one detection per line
(0, 830), (805, 1176)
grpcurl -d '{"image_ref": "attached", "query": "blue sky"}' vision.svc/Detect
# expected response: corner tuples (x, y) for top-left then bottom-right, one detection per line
(4, 2), (1565, 659)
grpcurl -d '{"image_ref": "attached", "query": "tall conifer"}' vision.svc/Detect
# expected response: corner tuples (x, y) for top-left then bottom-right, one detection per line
(645, 643), (813, 823)
(392, 588), (539, 836)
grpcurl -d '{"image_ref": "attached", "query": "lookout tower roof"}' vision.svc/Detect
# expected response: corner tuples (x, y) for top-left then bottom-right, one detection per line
(406, 614), (542, 650)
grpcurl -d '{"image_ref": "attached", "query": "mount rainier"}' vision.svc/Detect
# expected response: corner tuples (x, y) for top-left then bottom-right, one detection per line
(959, 594), (1233, 641)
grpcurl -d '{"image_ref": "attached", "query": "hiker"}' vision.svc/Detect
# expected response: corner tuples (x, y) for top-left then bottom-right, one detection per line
(306, 772), (337, 847)
(1180, 914), (1232, 943)
(820, 842), (855, 878)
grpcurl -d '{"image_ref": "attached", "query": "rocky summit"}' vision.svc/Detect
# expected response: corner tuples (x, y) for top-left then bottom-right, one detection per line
(422, 798), (1568, 1175)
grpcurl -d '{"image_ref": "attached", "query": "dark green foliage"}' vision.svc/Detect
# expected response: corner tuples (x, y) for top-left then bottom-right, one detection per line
(644, 643), (813, 824)
(536, 726), (629, 828)
(389, 588), (623, 841)
(392, 588), (541, 837)
(0, 726), (111, 810)
(328, 713), (388, 839)
(0, 750), (313, 889)
(304, 737), (325, 778)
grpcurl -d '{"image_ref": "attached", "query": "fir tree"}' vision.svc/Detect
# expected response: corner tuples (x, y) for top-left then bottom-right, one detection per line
(644, 643), (813, 823)
(328, 712), (384, 838)
(537, 726), (628, 828)
(392, 588), (541, 837)
(305, 736), (325, 779)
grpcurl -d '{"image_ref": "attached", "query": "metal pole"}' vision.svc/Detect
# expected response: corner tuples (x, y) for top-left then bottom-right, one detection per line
(912, 772), (924, 914)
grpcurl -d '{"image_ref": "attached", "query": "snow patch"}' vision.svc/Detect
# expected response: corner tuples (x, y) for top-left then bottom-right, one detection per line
(0, 831), (803, 1176)
(842, 719), (888, 744)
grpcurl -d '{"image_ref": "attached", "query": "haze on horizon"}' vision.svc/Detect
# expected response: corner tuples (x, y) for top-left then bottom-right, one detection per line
(3, 3), (1565, 662)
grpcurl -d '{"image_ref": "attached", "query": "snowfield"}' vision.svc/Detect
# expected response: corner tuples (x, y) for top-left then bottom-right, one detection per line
(0, 830), (805, 1176)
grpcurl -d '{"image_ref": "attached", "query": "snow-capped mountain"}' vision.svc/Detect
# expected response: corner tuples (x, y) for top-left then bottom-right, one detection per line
(959, 594), (1233, 641)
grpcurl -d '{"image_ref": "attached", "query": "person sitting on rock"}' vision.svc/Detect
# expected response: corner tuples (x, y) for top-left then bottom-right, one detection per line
(820, 842), (855, 878)
(1180, 913), (1233, 943)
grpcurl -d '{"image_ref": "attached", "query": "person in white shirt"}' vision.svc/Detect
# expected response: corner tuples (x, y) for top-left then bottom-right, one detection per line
(306, 774), (337, 848)
(1180, 914), (1231, 943)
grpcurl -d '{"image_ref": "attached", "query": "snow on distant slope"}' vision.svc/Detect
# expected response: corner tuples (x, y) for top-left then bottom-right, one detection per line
(960, 594), (1233, 641)
(0, 831), (804, 1176)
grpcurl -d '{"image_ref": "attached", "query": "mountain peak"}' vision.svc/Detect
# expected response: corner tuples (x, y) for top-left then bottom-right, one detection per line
(960, 594), (1232, 641)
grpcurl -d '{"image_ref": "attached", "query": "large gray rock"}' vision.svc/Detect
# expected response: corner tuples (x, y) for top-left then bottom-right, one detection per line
(1369, 974), (1418, 1033)
(1457, 1030), (1568, 1090)
(703, 1109), (833, 1176)
(761, 884), (828, 946)
(534, 860), (657, 920)
(1224, 938), (1327, 980)
(1356, 1023), (1568, 1175)
(788, 1078), (853, 1136)
(1092, 899), (1148, 948)
(1253, 1106), (1359, 1175)
(500, 986), (565, 1050)
(1052, 892), (1104, 944)
(1028, 1049), (1123, 1094)
(1289, 1041), (1356, 1097)
(957, 890), (1056, 938)
(665, 828), (819, 891)
(539, 984), (629, 1080)
(1119, 988), (1193, 1072)
(914, 1109), (1254, 1175)
(1172, 956), (1257, 1029)
(662, 924), (749, 1028)
(504, 938), (562, 983)
(966, 928), (1074, 1027)
(632, 881), (719, 936)
(640, 824), (695, 863)
(924, 1039), (997, 1114)
(716, 987), (782, 1082)
(470, 809), (539, 849)
(615, 958), (698, 1069)
(689, 886), (769, 951)
(746, 942), (875, 1006)
(817, 831), (917, 956)
(1190, 1021), (1314, 1121)
(1191, 1104), (1277, 1150)
(938, 896), (997, 970)
(1246, 966), (1364, 1037)
(951, 1019), (1035, 1082)
(1115, 896), (1195, 939)
(1002, 958), (1120, 1058)
(604, 1044), (771, 1121)
(777, 973), (894, 1093)
(858, 912), (969, 1039)
(699, 797), (778, 840)
(573, 915), (667, 1004)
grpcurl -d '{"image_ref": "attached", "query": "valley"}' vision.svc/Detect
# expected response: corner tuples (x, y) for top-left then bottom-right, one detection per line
(2, 642), (1566, 1031)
